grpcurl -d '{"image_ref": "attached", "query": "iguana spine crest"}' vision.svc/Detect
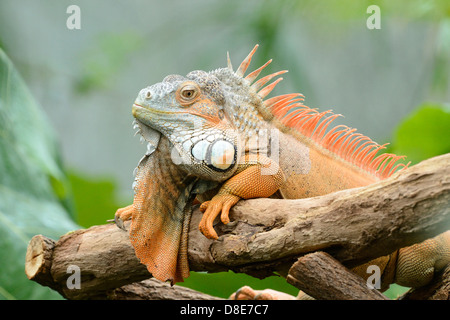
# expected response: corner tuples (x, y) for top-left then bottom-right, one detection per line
(232, 44), (410, 179)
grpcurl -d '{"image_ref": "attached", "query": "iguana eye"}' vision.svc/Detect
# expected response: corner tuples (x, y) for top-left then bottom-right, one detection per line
(182, 89), (195, 98)
(176, 82), (200, 106)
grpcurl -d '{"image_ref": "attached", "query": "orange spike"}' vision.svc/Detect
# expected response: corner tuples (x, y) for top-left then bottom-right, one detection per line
(302, 112), (330, 137)
(350, 140), (374, 164)
(258, 77), (283, 99)
(252, 70), (288, 91)
(323, 127), (348, 149)
(227, 51), (233, 70)
(331, 128), (356, 154)
(321, 124), (347, 145)
(271, 98), (305, 115)
(342, 135), (368, 160)
(245, 59), (272, 83)
(336, 128), (358, 152)
(282, 108), (312, 127)
(236, 44), (259, 77)
(380, 155), (406, 177)
(264, 93), (302, 108)
(375, 155), (393, 176)
(258, 71), (409, 179)
(312, 113), (340, 140)
(341, 133), (363, 159)
(369, 152), (392, 172)
(354, 144), (377, 166)
(360, 144), (388, 167)
(272, 102), (304, 118)
(290, 111), (317, 129)
(388, 161), (410, 177)
(287, 114), (314, 129)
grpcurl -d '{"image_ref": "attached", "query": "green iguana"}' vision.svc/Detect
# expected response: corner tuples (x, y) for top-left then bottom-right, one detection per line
(115, 44), (450, 297)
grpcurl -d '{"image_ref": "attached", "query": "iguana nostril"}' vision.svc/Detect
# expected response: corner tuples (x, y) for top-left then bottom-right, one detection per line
(145, 91), (152, 99)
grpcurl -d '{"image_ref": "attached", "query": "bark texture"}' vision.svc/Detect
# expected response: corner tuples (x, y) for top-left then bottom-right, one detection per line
(25, 153), (450, 299)
(286, 252), (389, 300)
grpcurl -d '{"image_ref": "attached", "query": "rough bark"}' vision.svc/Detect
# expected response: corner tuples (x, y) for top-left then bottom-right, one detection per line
(286, 252), (388, 300)
(25, 153), (450, 299)
(25, 235), (58, 291)
(106, 279), (222, 300)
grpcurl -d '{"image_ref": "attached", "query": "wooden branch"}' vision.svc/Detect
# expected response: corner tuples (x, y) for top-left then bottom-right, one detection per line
(25, 235), (58, 291)
(213, 153), (450, 272)
(286, 252), (388, 300)
(25, 153), (450, 299)
(25, 226), (222, 300)
(106, 279), (222, 300)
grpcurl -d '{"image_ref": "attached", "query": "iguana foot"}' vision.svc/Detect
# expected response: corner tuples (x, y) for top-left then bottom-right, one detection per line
(198, 194), (240, 239)
(114, 204), (133, 231)
(230, 286), (296, 300)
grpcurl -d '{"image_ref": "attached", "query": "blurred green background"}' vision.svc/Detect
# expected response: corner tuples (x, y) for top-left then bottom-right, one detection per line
(0, 0), (449, 300)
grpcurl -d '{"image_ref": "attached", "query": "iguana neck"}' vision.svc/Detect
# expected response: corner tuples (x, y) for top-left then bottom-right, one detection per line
(130, 136), (197, 283)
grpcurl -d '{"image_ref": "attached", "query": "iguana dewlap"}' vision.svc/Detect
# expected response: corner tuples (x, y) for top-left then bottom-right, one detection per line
(115, 45), (450, 292)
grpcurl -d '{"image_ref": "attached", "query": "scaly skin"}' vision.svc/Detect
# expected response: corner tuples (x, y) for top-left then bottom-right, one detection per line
(119, 136), (197, 284)
(115, 45), (449, 296)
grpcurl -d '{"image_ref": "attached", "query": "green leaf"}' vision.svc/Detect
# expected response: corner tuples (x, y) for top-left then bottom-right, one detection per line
(382, 103), (450, 299)
(68, 170), (124, 228)
(180, 271), (299, 299)
(391, 103), (450, 164)
(0, 48), (80, 300)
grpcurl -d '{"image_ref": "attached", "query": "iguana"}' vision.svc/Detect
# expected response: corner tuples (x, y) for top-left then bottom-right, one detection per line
(115, 44), (450, 297)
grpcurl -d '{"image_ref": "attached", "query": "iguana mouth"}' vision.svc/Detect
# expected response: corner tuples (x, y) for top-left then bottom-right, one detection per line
(132, 103), (184, 116)
(133, 103), (222, 122)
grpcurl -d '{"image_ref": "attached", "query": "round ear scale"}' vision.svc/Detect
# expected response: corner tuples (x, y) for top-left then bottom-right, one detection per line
(206, 140), (237, 172)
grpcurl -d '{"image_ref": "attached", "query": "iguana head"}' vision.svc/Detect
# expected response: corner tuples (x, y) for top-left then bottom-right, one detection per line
(132, 45), (295, 182)
(132, 70), (242, 182)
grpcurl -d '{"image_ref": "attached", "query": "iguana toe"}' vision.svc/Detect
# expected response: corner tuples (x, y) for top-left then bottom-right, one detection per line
(198, 194), (240, 239)
(114, 204), (133, 231)
(231, 286), (296, 300)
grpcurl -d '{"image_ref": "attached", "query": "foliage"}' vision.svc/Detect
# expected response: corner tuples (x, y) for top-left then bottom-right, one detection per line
(390, 103), (450, 165)
(181, 271), (299, 299)
(75, 31), (143, 94)
(0, 49), (80, 300)
(381, 102), (450, 299)
(68, 170), (125, 228)
(1, 0), (449, 299)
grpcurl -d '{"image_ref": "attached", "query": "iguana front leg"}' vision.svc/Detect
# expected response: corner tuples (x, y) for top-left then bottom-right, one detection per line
(199, 154), (285, 239)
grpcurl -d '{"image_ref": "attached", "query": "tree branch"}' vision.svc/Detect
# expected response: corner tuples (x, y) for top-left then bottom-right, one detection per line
(106, 279), (222, 300)
(25, 153), (450, 299)
(286, 252), (388, 300)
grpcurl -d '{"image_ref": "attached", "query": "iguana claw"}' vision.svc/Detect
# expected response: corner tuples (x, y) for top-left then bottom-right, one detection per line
(230, 286), (296, 300)
(114, 204), (134, 231)
(198, 194), (240, 240)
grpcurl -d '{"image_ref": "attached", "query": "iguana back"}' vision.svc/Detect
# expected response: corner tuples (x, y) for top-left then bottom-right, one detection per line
(116, 45), (449, 293)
